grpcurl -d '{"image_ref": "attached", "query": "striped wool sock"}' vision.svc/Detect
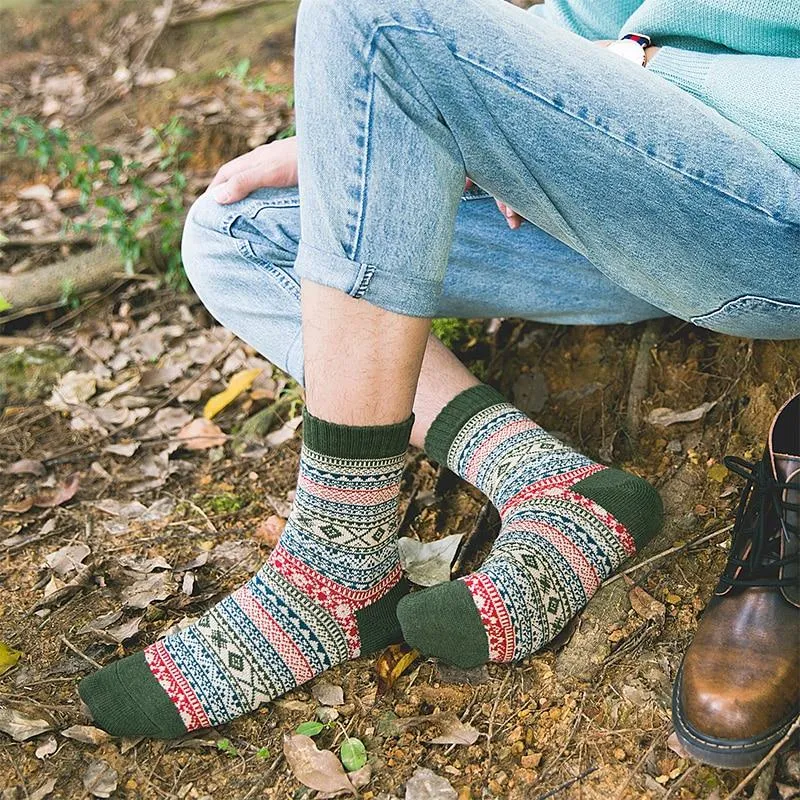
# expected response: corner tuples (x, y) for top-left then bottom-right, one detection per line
(397, 385), (663, 668)
(79, 410), (412, 738)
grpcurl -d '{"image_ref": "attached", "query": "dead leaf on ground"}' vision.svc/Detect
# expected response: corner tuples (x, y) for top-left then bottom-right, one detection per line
(312, 681), (344, 707)
(428, 716), (481, 746)
(203, 367), (262, 419)
(38, 473), (80, 507)
(255, 514), (286, 546)
(83, 759), (118, 798)
(376, 643), (419, 696)
(61, 724), (111, 745)
(398, 534), (463, 586)
(118, 554), (172, 573)
(102, 442), (139, 457)
(7, 459), (46, 476)
(46, 370), (97, 410)
(405, 767), (458, 800)
(628, 585), (666, 624)
(0, 707), (53, 741)
(29, 778), (57, 800)
(177, 417), (227, 450)
(153, 406), (193, 435)
(264, 414), (303, 448)
(35, 736), (57, 759)
(122, 572), (175, 609)
(282, 734), (355, 795)
(45, 543), (91, 577)
(647, 402), (716, 427)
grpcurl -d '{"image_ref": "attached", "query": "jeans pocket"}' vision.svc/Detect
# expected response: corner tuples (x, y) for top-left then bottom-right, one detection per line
(691, 296), (800, 340)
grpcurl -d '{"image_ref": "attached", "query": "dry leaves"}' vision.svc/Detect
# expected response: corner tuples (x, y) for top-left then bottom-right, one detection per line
(282, 734), (355, 795)
(405, 767), (458, 800)
(3, 473), (80, 513)
(0, 707), (53, 741)
(647, 401), (716, 427)
(376, 644), (419, 696)
(397, 534), (463, 587)
(177, 417), (227, 450)
(83, 759), (118, 798)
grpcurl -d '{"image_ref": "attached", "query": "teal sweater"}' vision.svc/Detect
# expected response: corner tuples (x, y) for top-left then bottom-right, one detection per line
(530, 1), (800, 168)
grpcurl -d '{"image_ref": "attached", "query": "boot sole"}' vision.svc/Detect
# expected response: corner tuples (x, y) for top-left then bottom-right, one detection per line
(672, 662), (799, 769)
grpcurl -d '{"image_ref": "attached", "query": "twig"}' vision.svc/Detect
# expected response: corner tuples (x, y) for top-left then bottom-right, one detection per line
(0, 233), (96, 247)
(533, 765), (599, 800)
(169, 0), (280, 27)
(60, 634), (103, 670)
(720, 715), (800, 800)
(612, 725), (668, 800)
(626, 319), (662, 438)
(603, 524), (733, 586)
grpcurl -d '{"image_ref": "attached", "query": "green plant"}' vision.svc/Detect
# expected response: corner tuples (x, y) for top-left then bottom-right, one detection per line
(0, 111), (193, 289)
(295, 720), (327, 737)
(216, 738), (238, 757)
(59, 278), (80, 310)
(255, 746), (271, 760)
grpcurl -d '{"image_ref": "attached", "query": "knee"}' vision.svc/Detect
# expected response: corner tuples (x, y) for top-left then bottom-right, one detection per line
(181, 191), (230, 302)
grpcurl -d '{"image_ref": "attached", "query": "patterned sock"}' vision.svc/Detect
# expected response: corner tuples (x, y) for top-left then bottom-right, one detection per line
(397, 385), (663, 668)
(79, 410), (413, 738)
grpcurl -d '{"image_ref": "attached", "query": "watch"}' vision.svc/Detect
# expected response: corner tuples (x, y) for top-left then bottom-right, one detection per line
(606, 33), (652, 67)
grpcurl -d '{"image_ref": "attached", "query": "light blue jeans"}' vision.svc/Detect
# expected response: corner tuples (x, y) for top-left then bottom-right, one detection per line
(182, 0), (800, 385)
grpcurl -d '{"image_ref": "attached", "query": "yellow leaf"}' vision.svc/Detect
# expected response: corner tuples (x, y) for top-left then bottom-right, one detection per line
(707, 463), (729, 482)
(0, 642), (22, 676)
(203, 368), (262, 420)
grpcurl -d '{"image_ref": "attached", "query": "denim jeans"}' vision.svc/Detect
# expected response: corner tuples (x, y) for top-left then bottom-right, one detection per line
(182, 0), (800, 386)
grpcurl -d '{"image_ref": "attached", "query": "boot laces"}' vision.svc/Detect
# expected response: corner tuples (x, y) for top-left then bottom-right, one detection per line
(719, 455), (799, 589)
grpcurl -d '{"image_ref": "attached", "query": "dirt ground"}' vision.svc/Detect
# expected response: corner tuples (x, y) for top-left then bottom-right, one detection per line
(1, 2), (799, 799)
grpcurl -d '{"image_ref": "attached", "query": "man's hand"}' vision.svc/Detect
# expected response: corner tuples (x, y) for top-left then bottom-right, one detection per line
(209, 137), (298, 204)
(465, 178), (526, 230)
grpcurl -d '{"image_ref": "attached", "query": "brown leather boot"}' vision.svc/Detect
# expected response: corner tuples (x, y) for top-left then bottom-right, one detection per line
(672, 393), (800, 769)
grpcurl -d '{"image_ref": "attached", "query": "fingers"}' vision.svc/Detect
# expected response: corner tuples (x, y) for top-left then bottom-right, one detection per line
(211, 165), (269, 204)
(495, 198), (524, 230)
(208, 147), (264, 188)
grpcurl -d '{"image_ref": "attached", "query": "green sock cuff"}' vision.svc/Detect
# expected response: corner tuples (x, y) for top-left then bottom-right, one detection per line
(424, 384), (507, 465)
(302, 408), (413, 459)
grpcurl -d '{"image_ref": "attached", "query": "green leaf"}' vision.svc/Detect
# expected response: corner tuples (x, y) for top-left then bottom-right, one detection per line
(255, 747), (271, 760)
(340, 737), (366, 772)
(0, 642), (22, 676)
(0, 293), (13, 313)
(295, 721), (325, 737)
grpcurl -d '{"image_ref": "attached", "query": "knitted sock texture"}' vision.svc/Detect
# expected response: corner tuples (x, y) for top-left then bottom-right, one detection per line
(398, 385), (662, 667)
(80, 409), (413, 737)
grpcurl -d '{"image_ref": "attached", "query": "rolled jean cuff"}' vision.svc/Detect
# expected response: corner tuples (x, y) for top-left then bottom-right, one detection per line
(294, 239), (443, 317)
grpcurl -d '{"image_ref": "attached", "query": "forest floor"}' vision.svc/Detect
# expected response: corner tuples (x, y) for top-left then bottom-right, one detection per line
(1, 1), (799, 799)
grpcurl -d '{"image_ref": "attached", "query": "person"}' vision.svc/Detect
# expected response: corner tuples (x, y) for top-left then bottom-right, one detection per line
(79, 0), (800, 771)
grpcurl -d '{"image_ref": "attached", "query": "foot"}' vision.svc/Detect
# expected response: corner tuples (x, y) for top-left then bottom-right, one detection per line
(673, 393), (800, 769)
(79, 411), (413, 737)
(397, 385), (663, 667)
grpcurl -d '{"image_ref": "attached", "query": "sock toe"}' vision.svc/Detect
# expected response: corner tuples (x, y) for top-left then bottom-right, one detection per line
(397, 580), (490, 669)
(79, 651), (187, 739)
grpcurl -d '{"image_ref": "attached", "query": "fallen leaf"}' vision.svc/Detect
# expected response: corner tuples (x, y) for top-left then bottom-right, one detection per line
(312, 681), (344, 707)
(118, 554), (172, 573)
(29, 778), (56, 800)
(46, 370), (97, 410)
(153, 406), (193, 435)
(2, 497), (34, 513)
(78, 611), (122, 634)
(102, 442), (139, 457)
(255, 514), (286, 546)
(32, 473), (80, 509)
(7, 459), (46, 476)
(667, 732), (690, 759)
(0, 642), (22, 676)
(708, 463), (729, 482)
(428, 717), (481, 746)
(347, 764), (372, 789)
(398, 534), (463, 586)
(134, 67), (177, 86)
(264, 414), (304, 448)
(405, 767), (458, 800)
(204, 368), (262, 420)
(122, 572), (175, 609)
(35, 736), (57, 759)
(61, 725), (111, 745)
(628, 585), (666, 624)
(45, 543), (91, 577)
(647, 402), (716, 427)
(0, 707), (53, 741)
(376, 643), (420, 696)
(283, 734), (355, 795)
(177, 417), (227, 450)
(83, 759), (118, 798)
